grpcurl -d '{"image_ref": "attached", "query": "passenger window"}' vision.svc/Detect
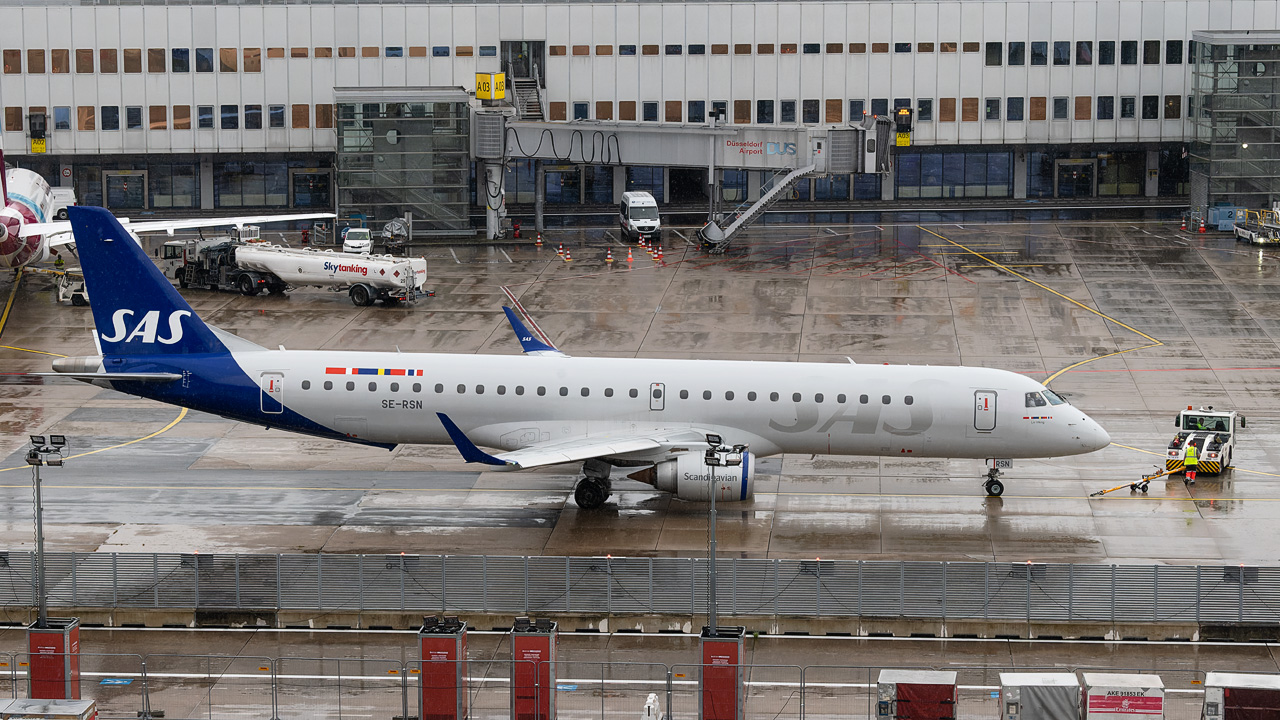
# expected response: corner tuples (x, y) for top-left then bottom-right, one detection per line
(368, 382), (377, 391)
(860, 394), (869, 404)
(605, 388), (614, 397)
(346, 381), (355, 391)
(792, 392), (801, 402)
(560, 387), (568, 396)
(538, 387), (547, 396)
(770, 392), (779, 401)
(837, 394), (846, 403)
(1025, 392), (1047, 407)
(497, 385), (506, 395)
(703, 391), (712, 400)
(516, 386), (525, 395)
(390, 382), (399, 392)
(457, 384), (466, 394)
(630, 389), (638, 398)
(882, 395), (891, 404)
(815, 393), (824, 403)
(725, 391), (734, 401)
(302, 380), (311, 390)
(747, 392), (757, 401)
(581, 388), (589, 397)
(476, 385), (485, 394)
(905, 395), (913, 405)
(435, 384), (444, 393)
(413, 383), (421, 393)
(323, 381), (333, 390)
(680, 390), (689, 399)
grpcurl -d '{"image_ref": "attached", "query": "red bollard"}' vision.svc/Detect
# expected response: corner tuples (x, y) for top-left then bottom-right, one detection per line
(513, 222), (522, 239)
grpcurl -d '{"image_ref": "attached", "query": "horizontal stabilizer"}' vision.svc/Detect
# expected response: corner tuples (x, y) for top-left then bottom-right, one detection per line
(502, 306), (566, 357)
(21, 211), (336, 239)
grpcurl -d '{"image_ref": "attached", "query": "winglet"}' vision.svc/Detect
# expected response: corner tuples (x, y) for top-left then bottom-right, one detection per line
(436, 412), (512, 466)
(502, 306), (565, 357)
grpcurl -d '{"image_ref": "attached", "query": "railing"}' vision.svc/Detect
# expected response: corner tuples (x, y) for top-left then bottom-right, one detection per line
(2, 552), (1279, 626)
(0, 651), (1232, 720)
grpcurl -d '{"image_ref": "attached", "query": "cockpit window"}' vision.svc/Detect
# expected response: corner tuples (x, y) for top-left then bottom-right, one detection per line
(1025, 392), (1047, 408)
(1041, 388), (1067, 405)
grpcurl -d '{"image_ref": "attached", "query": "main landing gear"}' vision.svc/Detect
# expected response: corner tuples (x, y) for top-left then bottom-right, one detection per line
(573, 459), (613, 510)
(983, 468), (1005, 497)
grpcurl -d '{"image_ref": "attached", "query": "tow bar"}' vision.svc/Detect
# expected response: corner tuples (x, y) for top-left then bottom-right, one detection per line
(1089, 466), (1172, 497)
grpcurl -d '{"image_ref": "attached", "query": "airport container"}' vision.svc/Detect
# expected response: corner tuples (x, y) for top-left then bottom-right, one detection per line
(999, 672), (1081, 720)
(1203, 672), (1280, 720)
(876, 669), (957, 720)
(1081, 673), (1163, 719)
(0, 699), (97, 720)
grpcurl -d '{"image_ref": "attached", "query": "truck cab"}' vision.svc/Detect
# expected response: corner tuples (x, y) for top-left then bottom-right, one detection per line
(1167, 406), (1245, 475)
(619, 191), (661, 242)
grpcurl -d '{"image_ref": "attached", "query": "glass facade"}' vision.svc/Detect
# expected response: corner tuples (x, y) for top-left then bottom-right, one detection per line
(1190, 33), (1280, 210)
(894, 150), (1013, 198)
(335, 97), (471, 236)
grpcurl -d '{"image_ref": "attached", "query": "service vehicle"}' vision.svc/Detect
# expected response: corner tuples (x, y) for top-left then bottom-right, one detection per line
(618, 191), (661, 242)
(1166, 405), (1245, 475)
(50, 187), (77, 220)
(342, 227), (373, 254)
(1233, 210), (1280, 245)
(161, 226), (429, 306)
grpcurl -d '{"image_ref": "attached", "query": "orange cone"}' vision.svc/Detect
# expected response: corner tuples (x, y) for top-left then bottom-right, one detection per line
(638, 237), (646, 248)
(557, 243), (564, 255)
(1180, 218), (1186, 231)
(606, 248), (614, 263)
(536, 232), (543, 246)
(564, 249), (573, 262)
(627, 247), (634, 262)
(1199, 217), (1206, 234)
(656, 246), (664, 261)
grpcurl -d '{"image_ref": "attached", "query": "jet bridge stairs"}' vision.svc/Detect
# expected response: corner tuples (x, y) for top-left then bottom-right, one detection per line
(697, 164), (817, 253)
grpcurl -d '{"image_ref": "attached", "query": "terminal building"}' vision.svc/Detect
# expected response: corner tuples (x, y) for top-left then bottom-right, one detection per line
(0, 0), (1276, 235)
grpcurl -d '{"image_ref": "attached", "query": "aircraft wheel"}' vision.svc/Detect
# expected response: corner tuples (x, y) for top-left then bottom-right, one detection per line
(984, 479), (1005, 497)
(574, 479), (608, 510)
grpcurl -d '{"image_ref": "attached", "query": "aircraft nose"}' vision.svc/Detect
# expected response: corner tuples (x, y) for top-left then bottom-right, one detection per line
(1086, 416), (1111, 451)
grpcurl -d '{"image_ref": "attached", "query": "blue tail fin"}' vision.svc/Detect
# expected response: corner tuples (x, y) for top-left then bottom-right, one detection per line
(68, 206), (225, 356)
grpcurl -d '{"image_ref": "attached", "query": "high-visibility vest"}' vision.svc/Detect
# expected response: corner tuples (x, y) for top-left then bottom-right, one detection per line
(1185, 444), (1198, 465)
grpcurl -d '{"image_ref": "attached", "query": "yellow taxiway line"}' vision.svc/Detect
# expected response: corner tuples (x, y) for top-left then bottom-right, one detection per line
(0, 267), (24, 338)
(0, 408), (188, 474)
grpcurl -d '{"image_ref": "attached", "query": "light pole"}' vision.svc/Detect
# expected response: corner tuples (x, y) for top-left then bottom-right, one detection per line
(703, 435), (747, 636)
(26, 435), (66, 629)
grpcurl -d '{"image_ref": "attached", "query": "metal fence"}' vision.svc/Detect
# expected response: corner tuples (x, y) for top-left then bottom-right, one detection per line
(0, 652), (1224, 720)
(1, 552), (1278, 624)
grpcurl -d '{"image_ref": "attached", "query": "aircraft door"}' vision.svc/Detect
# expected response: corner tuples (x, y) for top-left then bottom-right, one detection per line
(260, 372), (284, 414)
(974, 390), (996, 432)
(650, 383), (665, 411)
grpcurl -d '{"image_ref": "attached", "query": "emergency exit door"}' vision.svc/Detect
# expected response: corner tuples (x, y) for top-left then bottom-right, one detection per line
(260, 372), (284, 414)
(650, 383), (665, 411)
(974, 391), (996, 432)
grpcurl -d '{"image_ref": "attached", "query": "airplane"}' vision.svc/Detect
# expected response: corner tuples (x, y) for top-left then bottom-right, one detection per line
(2, 149), (335, 273)
(43, 206), (1111, 508)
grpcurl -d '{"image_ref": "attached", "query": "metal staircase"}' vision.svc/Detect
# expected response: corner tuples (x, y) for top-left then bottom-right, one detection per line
(697, 164), (816, 253)
(510, 78), (544, 121)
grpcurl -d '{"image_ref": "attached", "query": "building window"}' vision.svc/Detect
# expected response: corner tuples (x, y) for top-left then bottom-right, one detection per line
(894, 42), (911, 53)
(595, 101), (613, 120)
(243, 48), (261, 72)
(120, 48), (141, 73)
(76, 106), (95, 131)
(197, 105), (214, 129)
(149, 105), (166, 130)
(97, 49), (117, 74)
(917, 98), (932, 121)
(1030, 42), (1047, 66)
(849, 99), (865, 119)
(780, 100), (796, 124)
(315, 47), (333, 58)
(337, 47), (355, 58)
(802, 43), (820, 54)
(245, 104), (262, 129)
(479, 46), (497, 57)
(1098, 41), (1115, 65)
(100, 106), (120, 131)
(1029, 97), (1046, 121)
(939, 98), (956, 122)
(1076, 41), (1092, 65)
(214, 160), (289, 208)
(688, 100), (705, 123)
(1053, 97), (1068, 120)
(268, 105), (285, 128)
(51, 49), (69, 74)
(938, 42), (956, 53)
(573, 102), (588, 120)
(664, 44), (682, 55)
(1052, 41), (1070, 65)
(75, 49), (93, 73)
(1164, 95), (1181, 119)
(850, 42), (868, 53)
(173, 105), (190, 130)
(385, 47), (403, 58)
(2, 49), (19, 74)
(315, 104), (333, 129)
(1097, 96), (1115, 120)
(1008, 41), (1025, 65)
(917, 42), (935, 53)
(4, 107), (21, 132)
(290, 47), (308, 58)
(456, 46), (473, 57)
(27, 49), (45, 74)
(53, 106), (70, 130)
(961, 97), (979, 121)
(826, 43), (843, 54)
(218, 48), (236, 72)
(871, 98), (888, 117)
(619, 45), (636, 56)
(125, 106), (142, 130)
(1120, 96), (1136, 119)
(292, 104), (309, 128)
(1143, 40), (1160, 64)
(802, 99), (819, 124)
(639, 102), (656, 122)
(1166, 40), (1183, 64)
(147, 48), (165, 73)
(985, 42), (1001, 66)
(361, 47), (379, 58)
(1141, 95), (1159, 119)
(984, 98), (1000, 120)
(195, 48), (213, 72)
(962, 42), (980, 53)
(756, 100), (774, 124)
(220, 105), (238, 129)
(1120, 40), (1137, 65)
(1006, 97), (1023, 121)
(172, 48), (189, 72)
(1074, 96), (1091, 120)
(689, 44), (706, 55)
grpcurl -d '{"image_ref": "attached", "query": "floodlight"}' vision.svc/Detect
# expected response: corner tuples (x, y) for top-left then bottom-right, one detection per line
(29, 436), (45, 447)
(44, 459), (62, 467)
(48, 435), (66, 448)
(705, 433), (722, 447)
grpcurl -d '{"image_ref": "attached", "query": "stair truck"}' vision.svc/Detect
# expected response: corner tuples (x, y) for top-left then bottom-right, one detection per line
(1166, 405), (1245, 476)
(161, 232), (429, 307)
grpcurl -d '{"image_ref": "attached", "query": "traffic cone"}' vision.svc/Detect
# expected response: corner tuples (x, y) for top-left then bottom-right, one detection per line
(656, 246), (664, 261)
(626, 247), (634, 262)
(536, 232), (543, 247)
(564, 249), (573, 262)
(606, 248), (614, 263)
(638, 237), (647, 248)
(1180, 217), (1187, 231)
(557, 243), (564, 255)
(1199, 217), (1206, 234)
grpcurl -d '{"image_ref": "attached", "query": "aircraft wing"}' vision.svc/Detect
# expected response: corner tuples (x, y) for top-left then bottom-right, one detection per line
(20, 212), (336, 239)
(437, 412), (693, 469)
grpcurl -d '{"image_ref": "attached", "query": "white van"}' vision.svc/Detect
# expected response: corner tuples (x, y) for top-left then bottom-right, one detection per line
(619, 191), (661, 242)
(50, 187), (77, 220)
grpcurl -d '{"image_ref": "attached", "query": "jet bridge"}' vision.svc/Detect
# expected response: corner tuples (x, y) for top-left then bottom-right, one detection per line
(471, 111), (892, 241)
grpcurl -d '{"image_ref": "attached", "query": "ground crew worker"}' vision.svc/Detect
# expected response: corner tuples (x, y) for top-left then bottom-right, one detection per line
(1184, 442), (1199, 484)
(53, 254), (65, 271)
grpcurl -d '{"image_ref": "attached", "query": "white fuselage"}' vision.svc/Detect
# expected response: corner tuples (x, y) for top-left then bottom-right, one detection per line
(1, 168), (54, 269)
(228, 349), (1109, 461)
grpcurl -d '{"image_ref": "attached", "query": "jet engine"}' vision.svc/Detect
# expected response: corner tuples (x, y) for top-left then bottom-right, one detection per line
(627, 452), (755, 502)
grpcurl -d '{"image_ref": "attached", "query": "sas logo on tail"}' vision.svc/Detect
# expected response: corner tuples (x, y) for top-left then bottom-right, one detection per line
(100, 309), (191, 344)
